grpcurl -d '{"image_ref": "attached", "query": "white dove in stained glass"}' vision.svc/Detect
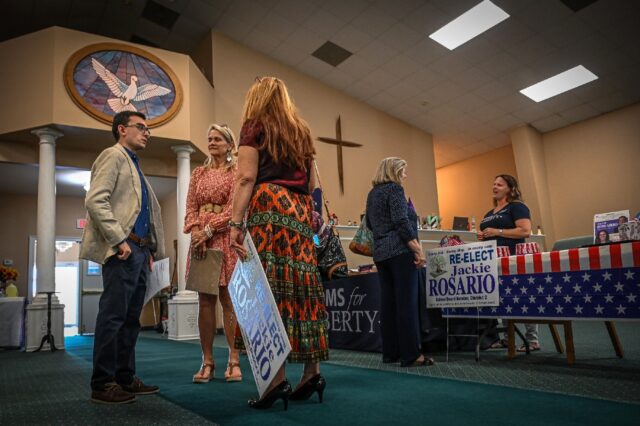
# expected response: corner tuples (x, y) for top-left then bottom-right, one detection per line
(91, 57), (171, 113)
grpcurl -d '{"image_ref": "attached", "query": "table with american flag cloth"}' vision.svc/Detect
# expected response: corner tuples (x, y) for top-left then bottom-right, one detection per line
(443, 241), (639, 364)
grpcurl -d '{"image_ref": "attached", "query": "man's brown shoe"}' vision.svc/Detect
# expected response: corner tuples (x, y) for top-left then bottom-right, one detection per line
(120, 377), (160, 395)
(91, 382), (135, 405)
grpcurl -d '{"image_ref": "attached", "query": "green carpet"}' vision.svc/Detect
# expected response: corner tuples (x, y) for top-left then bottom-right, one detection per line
(4, 334), (634, 425)
(57, 337), (640, 425)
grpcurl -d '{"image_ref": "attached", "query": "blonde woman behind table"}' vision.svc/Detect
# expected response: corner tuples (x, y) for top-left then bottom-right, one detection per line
(183, 124), (242, 383)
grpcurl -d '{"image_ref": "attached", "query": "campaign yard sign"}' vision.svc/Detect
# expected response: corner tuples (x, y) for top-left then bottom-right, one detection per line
(228, 234), (291, 398)
(426, 241), (499, 308)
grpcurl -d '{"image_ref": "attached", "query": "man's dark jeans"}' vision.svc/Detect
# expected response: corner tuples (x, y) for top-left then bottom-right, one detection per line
(91, 239), (149, 391)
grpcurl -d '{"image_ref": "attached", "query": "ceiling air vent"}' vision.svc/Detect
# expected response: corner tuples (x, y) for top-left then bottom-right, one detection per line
(312, 41), (352, 67)
(141, 0), (180, 30)
(559, 0), (598, 12)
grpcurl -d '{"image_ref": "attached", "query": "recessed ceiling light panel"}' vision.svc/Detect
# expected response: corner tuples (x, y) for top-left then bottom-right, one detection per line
(429, 0), (510, 50)
(520, 65), (598, 102)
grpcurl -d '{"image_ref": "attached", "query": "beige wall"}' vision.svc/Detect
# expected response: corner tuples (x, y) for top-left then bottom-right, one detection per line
(436, 103), (640, 245)
(159, 189), (178, 283)
(210, 33), (439, 221)
(543, 103), (640, 240)
(0, 194), (85, 297)
(0, 27), (214, 168)
(0, 191), (178, 298)
(436, 145), (518, 230)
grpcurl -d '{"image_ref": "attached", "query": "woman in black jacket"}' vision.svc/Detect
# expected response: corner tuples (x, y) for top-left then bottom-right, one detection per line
(366, 157), (433, 367)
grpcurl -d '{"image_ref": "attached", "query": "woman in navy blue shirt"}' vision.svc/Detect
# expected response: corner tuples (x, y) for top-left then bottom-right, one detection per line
(478, 174), (539, 351)
(366, 157), (433, 367)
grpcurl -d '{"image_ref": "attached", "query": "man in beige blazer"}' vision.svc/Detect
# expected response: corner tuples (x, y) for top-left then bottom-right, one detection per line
(81, 111), (165, 405)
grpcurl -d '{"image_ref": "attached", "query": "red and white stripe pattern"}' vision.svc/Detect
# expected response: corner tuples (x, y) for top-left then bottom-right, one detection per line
(499, 241), (640, 276)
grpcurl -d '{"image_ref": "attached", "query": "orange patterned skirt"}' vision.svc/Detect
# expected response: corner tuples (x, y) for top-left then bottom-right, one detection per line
(246, 183), (329, 363)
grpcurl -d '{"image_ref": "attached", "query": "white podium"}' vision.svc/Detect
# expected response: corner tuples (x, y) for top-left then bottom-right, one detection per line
(167, 293), (199, 341)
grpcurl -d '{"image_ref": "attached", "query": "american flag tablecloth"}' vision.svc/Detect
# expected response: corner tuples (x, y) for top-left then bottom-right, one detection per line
(443, 242), (640, 321)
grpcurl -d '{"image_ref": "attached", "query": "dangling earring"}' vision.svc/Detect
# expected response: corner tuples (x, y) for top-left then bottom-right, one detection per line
(226, 150), (232, 163)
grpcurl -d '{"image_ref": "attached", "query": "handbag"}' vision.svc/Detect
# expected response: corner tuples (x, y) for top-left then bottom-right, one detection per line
(186, 248), (223, 295)
(349, 214), (374, 257)
(313, 161), (349, 281)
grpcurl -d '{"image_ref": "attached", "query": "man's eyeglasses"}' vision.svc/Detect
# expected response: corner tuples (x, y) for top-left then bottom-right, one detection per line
(124, 123), (151, 135)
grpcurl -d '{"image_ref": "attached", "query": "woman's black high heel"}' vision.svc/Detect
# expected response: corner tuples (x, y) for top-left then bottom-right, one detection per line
(248, 379), (292, 410)
(290, 374), (326, 403)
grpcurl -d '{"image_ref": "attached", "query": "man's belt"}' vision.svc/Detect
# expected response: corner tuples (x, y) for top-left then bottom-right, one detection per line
(199, 203), (224, 214)
(128, 232), (150, 247)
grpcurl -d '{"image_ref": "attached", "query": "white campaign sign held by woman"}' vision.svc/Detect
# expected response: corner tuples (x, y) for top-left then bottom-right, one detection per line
(228, 233), (291, 398)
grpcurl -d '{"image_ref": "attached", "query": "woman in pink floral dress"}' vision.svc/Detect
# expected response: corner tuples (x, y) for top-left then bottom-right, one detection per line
(184, 124), (241, 383)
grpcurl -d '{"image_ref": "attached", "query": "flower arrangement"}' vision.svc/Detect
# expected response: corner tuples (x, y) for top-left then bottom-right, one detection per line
(0, 265), (19, 283)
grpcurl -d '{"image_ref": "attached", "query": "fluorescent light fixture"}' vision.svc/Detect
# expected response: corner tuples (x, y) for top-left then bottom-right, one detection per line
(520, 65), (598, 102)
(429, 0), (509, 50)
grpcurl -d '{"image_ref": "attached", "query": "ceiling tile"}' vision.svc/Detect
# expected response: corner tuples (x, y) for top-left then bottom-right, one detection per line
(402, 68), (446, 92)
(373, 0), (424, 21)
(172, 16), (210, 41)
(431, 0), (481, 17)
(368, 90), (404, 112)
(243, 28), (280, 53)
(282, 27), (325, 55)
(271, 42), (309, 67)
(358, 39), (398, 67)
(589, 92), (633, 114)
(320, 0), (370, 22)
(224, 0), (270, 28)
(512, 105), (552, 123)
(274, 0), (319, 24)
(387, 80), (424, 100)
(301, 7), (348, 40)
(350, 5), (398, 38)
(477, 51), (522, 78)
(361, 68), (398, 92)
(535, 92), (585, 115)
(330, 25), (372, 52)
(448, 92), (487, 114)
(482, 16), (536, 50)
(377, 23), (423, 52)
(531, 114), (570, 133)
(428, 53), (472, 76)
(473, 80), (514, 102)
(515, 0), (573, 30)
(181, 0), (224, 27)
(451, 66), (494, 91)
(540, 15), (593, 49)
(506, 36), (557, 66)
(409, 38), (449, 66)
(338, 54), (376, 78)
(346, 80), (379, 101)
(322, 67), (357, 91)
(401, 2), (449, 34)
(255, 12), (298, 42)
(424, 80), (468, 104)
(133, 18), (170, 46)
(153, 0), (190, 14)
(488, 114), (525, 132)
(468, 103), (507, 124)
(380, 54), (421, 80)
(388, 102), (424, 121)
(213, 15), (252, 42)
(559, 103), (600, 124)
(297, 55), (334, 80)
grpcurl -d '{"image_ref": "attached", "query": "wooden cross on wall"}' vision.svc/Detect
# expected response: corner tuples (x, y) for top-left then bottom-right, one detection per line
(317, 116), (362, 194)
